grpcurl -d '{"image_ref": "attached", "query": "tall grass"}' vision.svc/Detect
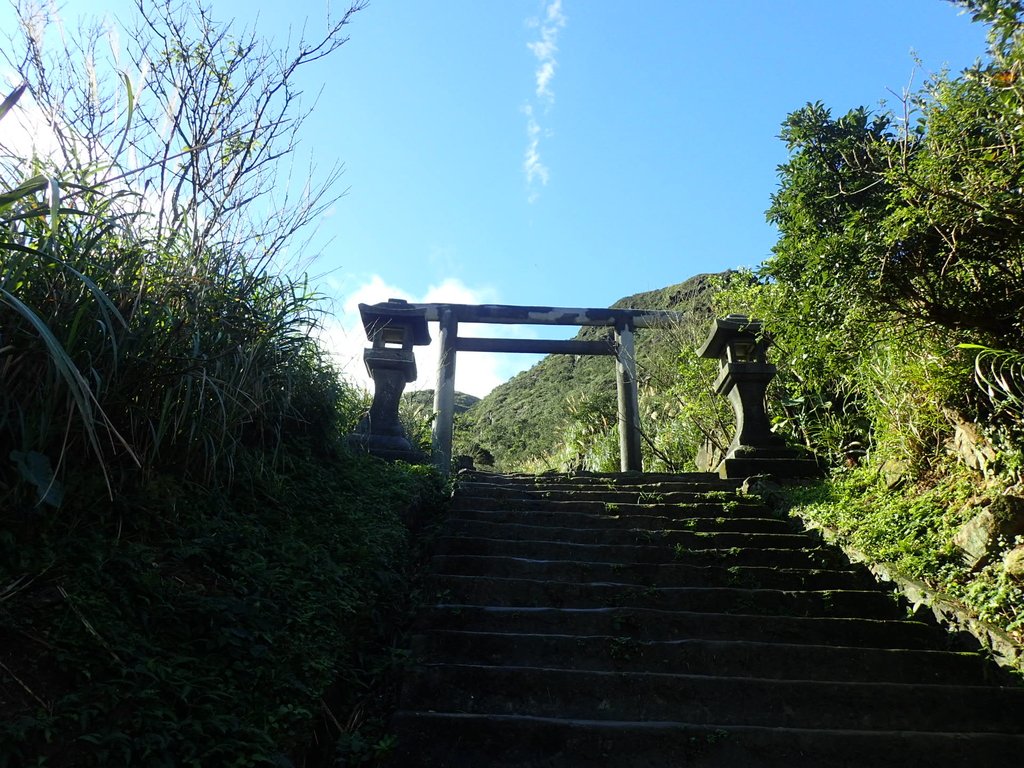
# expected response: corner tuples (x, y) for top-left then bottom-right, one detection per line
(0, 0), (373, 504)
(963, 344), (1024, 421)
(1, 135), (360, 505)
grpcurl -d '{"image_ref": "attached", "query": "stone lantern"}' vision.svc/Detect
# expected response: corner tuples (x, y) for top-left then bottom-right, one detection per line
(698, 314), (816, 479)
(347, 298), (431, 462)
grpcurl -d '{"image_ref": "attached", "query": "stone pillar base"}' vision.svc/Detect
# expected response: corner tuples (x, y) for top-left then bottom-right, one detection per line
(717, 455), (820, 480)
(347, 432), (427, 464)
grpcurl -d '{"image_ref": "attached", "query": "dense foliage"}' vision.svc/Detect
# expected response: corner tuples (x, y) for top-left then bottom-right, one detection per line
(727, 0), (1024, 653)
(710, 1), (1024, 649)
(1, 453), (444, 766)
(725, 0), (1024, 472)
(1, 2), (447, 764)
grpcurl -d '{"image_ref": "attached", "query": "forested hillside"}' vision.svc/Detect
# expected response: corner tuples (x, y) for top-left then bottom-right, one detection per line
(455, 273), (729, 471)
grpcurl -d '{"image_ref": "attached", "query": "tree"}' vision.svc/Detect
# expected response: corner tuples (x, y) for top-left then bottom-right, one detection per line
(745, 1), (1024, 468)
(3, 0), (365, 265)
(765, 3), (1024, 350)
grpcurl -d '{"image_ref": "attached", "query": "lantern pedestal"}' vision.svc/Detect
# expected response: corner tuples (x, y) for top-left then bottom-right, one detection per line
(346, 299), (430, 463)
(348, 350), (426, 462)
(699, 315), (818, 480)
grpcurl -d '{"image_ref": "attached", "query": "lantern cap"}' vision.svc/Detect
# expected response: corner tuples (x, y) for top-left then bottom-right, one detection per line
(697, 314), (766, 360)
(358, 298), (431, 346)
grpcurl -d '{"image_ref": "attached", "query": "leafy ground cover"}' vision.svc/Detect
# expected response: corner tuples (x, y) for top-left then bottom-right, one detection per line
(0, 451), (446, 766)
(778, 466), (1024, 649)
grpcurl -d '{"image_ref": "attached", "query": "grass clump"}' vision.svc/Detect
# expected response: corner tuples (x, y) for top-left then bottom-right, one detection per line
(0, 132), (445, 765)
(0, 134), (447, 764)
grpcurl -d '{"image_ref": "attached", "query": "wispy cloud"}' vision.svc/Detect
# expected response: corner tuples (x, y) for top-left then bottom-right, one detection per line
(523, 0), (566, 203)
(523, 105), (548, 199)
(528, 0), (566, 103)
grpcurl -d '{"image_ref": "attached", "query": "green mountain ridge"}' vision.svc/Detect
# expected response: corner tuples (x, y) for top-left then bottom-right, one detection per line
(403, 389), (480, 416)
(456, 272), (731, 470)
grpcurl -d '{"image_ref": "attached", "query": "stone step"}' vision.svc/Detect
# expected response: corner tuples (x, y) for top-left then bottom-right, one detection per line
(441, 519), (818, 550)
(411, 630), (995, 685)
(426, 575), (902, 619)
(387, 711), (1024, 767)
(400, 663), (1024, 733)
(460, 471), (735, 487)
(390, 474), (1023, 766)
(430, 554), (877, 590)
(433, 536), (847, 569)
(463, 483), (741, 497)
(418, 605), (948, 650)
(452, 496), (766, 515)
(446, 508), (797, 533)
(456, 488), (738, 504)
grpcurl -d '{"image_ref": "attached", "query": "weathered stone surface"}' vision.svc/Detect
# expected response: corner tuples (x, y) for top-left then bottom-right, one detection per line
(1003, 546), (1024, 579)
(719, 456), (819, 480)
(954, 510), (1000, 569)
(880, 458), (911, 490)
(453, 454), (475, 472)
(953, 495), (1024, 569)
(695, 438), (725, 473)
(740, 474), (781, 497)
(945, 410), (997, 473)
(991, 492), (1024, 521)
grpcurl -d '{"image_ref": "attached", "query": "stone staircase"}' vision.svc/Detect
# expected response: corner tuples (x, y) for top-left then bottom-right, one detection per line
(389, 472), (1024, 766)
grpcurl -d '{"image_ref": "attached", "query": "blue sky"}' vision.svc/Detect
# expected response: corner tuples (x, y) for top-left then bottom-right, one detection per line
(1, 1), (993, 396)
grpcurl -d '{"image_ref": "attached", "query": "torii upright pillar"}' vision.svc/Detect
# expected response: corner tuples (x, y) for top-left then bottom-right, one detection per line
(615, 321), (642, 472)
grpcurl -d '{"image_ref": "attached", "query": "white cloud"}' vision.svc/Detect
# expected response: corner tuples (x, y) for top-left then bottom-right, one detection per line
(522, 105), (549, 194)
(1, 72), (60, 164)
(546, 0), (567, 26)
(534, 59), (556, 101)
(321, 275), (534, 399)
(529, 0), (567, 105)
(522, 0), (567, 202)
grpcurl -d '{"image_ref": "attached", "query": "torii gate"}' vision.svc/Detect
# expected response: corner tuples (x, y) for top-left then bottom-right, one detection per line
(407, 302), (684, 473)
(350, 300), (816, 479)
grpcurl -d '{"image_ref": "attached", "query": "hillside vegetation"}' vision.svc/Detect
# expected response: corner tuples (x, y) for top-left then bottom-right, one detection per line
(0, 2), (445, 764)
(455, 273), (729, 471)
